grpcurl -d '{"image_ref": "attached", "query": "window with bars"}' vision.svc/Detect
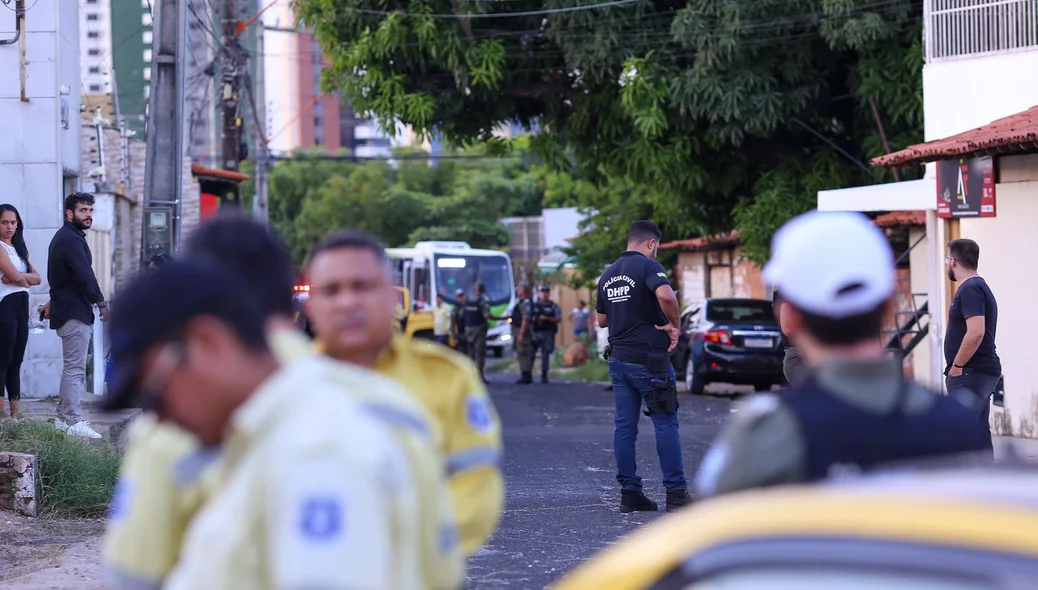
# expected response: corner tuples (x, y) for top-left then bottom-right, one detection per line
(925, 0), (1038, 62)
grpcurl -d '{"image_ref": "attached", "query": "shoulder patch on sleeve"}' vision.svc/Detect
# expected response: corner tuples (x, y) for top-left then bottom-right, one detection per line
(108, 479), (133, 523)
(656, 272), (667, 278)
(464, 394), (494, 433)
(299, 496), (344, 541)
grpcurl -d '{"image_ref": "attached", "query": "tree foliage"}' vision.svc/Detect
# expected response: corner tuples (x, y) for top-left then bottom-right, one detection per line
(295, 0), (925, 272)
(250, 146), (587, 266)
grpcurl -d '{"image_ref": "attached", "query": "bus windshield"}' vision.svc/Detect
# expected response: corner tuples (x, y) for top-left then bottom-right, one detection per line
(434, 254), (513, 306)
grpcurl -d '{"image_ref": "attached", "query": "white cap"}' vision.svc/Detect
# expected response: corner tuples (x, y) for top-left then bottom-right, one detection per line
(763, 210), (893, 319)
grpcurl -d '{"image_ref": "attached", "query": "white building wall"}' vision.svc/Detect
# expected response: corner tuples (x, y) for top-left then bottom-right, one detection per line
(79, 0), (112, 94)
(0, 0), (83, 398)
(261, 2), (300, 155)
(955, 155), (1038, 438)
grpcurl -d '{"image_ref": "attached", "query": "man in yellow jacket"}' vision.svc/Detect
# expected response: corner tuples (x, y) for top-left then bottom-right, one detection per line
(101, 216), (462, 589)
(305, 229), (505, 556)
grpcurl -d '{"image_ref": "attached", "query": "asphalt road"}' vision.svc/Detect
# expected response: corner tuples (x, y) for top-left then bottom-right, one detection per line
(466, 372), (734, 589)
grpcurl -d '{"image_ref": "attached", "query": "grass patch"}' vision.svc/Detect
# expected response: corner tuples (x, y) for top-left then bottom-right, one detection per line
(0, 420), (118, 518)
(550, 357), (611, 383)
(486, 356), (519, 373)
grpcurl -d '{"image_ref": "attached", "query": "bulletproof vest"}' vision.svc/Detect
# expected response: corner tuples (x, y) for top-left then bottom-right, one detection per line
(532, 300), (558, 333)
(511, 298), (528, 325)
(463, 296), (487, 328)
(782, 375), (992, 482)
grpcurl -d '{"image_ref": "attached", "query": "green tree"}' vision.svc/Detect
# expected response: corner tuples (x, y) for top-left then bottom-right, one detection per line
(295, 0), (924, 271)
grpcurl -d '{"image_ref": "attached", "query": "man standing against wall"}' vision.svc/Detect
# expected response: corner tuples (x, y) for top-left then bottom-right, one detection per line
(945, 238), (1000, 446)
(45, 192), (106, 439)
(597, 220), (692, 513)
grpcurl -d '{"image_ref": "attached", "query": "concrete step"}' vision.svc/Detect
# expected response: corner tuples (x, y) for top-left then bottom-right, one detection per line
(12, 397), (141, 452)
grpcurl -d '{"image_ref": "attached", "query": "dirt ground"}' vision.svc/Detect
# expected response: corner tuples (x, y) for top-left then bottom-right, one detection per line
(0, 513), (104, 588)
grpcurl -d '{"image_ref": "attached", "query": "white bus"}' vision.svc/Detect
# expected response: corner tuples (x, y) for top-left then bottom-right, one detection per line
(386, 241), (516, 357)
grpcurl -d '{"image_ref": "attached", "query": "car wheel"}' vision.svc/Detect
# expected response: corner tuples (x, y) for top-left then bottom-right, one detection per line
(685, 354), (704, 395)
(491, 347), (503, 358)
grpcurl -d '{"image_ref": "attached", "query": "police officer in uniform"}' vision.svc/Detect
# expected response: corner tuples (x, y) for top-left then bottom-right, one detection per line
(531, 285), (562, 383)
(104, 263), (441, 589)
(451, 289), (468, 354)
(695, 211), (993, 498)
(463, 282), (499, 383)
(597, 221), (692, 513)
(511, 284), (535, 385)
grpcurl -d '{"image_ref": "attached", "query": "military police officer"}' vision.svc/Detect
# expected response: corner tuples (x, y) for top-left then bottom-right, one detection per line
(511, 284), (535, 385)
(463, 282), (499, 383)
(695, 211), (993, 498)
(531, 285), (562, 383)
(451, 289), (468, 354)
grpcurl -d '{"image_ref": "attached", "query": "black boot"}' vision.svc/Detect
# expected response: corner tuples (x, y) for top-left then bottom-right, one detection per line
(541, 371), (549, 384)
(516, 371), (533, 385)
(666, 489), (693, 513)
(620, 490), (658, 514)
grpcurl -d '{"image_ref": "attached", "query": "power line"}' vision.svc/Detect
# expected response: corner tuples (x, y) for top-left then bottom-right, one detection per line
(350, 0), (641, 19)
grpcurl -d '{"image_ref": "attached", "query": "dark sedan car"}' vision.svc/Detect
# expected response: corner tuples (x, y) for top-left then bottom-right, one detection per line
(672, 297), (786, 395)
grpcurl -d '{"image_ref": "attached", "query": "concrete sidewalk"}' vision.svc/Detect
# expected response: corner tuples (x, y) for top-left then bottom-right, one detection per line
(16, 397), (140, 448)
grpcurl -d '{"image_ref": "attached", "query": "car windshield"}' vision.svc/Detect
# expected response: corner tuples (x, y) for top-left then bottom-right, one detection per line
(707, 300), (775, 323)
(434, 254), (513, 306)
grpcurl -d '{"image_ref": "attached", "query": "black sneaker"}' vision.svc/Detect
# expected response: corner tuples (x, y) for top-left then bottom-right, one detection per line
(516, 372), (533, 385)
(541, 373), (549, 384)
(666, 489), (693, 513)
(620, 490), (659, 514)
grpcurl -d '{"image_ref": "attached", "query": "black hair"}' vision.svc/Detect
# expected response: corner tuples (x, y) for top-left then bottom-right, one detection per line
(181, 212), (295, 318)
(308, 229), (388, 268)
(64, 192), (95, 214)
(627, 220), (661, 244)
(798, 303), (887, 346)
(948, 238), (980, 270)
(0, 204), (32, 272)
(149, 252), (173, 269)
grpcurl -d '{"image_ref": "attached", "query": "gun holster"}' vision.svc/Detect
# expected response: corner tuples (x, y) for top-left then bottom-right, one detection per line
(603, 344), (612, 360)
(643, 353), (679, 416)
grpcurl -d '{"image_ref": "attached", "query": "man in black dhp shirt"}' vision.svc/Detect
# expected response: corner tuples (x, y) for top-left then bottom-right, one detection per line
(597, 220), (691, 514)
(944, 238), (1000, 443)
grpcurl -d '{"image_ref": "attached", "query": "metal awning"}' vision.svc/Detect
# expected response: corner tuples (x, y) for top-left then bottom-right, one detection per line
(537, 248), (577, 274)
(817, 178), (936, 213)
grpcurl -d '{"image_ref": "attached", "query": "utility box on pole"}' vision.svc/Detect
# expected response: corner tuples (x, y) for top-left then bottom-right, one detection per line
(140, 0), (187, 267)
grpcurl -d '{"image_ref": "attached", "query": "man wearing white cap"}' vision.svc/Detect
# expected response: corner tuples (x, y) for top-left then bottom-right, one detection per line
(694, 211), (992, 497)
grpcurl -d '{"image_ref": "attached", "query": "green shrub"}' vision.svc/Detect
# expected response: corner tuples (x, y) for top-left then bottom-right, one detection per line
(0, 420), (118, 518)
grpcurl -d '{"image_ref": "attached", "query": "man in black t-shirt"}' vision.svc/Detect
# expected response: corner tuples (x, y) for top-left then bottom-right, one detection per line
(944, 238), (1000, 440)
(596, 220), (691, 514)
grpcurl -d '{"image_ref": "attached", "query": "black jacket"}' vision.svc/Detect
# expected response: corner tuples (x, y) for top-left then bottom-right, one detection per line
(48, 222), (104, 330)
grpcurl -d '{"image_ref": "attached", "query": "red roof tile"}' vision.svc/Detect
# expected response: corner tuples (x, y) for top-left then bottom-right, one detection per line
(873, 105), (1038, 168)
(660, 231), (741, 251)
(191, 163), (251, 183)
(874, 211), (926, 228)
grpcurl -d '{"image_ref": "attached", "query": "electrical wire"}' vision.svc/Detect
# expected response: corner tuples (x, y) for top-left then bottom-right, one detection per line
(350, 0), (641, 19)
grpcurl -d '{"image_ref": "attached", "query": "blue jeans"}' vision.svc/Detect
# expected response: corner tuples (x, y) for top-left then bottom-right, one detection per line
(609, 359), (687, 492)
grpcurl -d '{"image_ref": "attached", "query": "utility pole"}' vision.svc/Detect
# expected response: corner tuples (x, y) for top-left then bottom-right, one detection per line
(221, 0), (242, 178)
(252, 20), (269, 223)
(140, 0), (186, 268)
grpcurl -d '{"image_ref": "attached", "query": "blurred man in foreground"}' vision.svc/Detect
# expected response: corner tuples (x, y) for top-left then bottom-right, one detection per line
(695, 211), (992, 497)
(104, 263), (433, 588)
(102, 216), (461, 589)
(305, 229), (505, 556)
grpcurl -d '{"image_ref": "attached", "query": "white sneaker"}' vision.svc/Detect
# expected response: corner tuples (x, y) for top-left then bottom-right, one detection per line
(66, 421), (103, 439)
(54, 419), (69, 432)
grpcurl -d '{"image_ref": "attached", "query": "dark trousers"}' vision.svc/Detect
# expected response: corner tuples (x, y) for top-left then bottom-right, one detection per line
(531, 331), (556, 374)
(0, 292), (28, 401)
(946, 370), (999, 450)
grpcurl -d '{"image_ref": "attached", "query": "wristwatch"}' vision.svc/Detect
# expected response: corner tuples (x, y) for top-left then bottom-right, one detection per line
(953, 363), (964, 369)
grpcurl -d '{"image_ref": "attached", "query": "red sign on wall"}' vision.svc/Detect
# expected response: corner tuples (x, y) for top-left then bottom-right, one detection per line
(936, 156), (996, 218)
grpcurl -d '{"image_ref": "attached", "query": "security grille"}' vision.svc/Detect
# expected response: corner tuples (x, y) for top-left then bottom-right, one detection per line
(925, 0), (1038, 62)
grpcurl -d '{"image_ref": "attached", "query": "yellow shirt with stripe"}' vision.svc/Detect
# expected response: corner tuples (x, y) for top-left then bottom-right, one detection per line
(372, 335), (505, 556)
(101, 328), (461, 590)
